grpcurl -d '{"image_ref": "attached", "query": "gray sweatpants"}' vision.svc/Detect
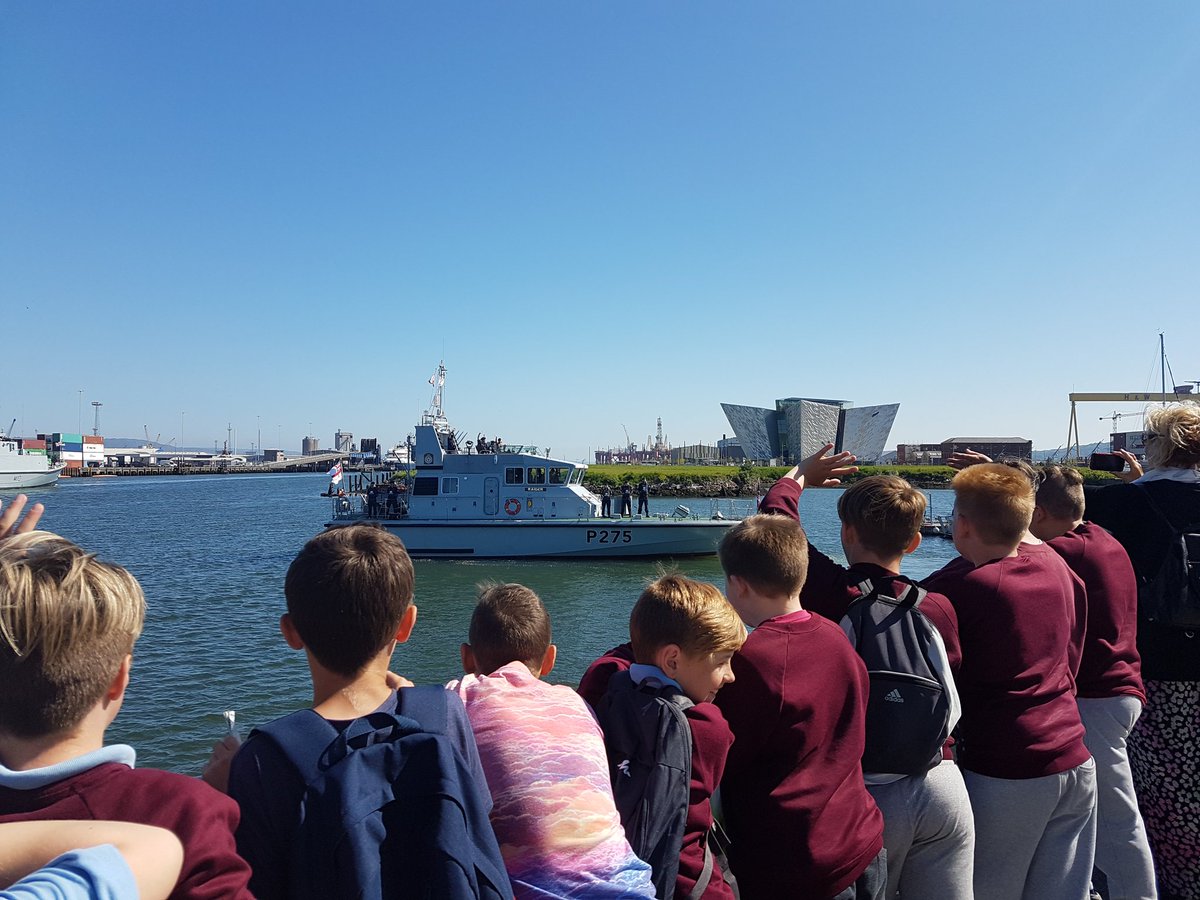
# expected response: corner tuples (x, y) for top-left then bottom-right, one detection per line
(1077, 695), (1157, 900)
(866, 760), (974, 900)
(963, 758), (1097, 900)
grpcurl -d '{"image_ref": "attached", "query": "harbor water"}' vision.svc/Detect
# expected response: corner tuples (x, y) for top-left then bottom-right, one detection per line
(16, 473), (962, 774)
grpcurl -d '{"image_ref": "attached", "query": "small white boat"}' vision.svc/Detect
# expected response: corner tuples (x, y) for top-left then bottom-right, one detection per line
(326, 364), (739, 559)
(920, 515), (954, 539)
(0, 437), (63, 489)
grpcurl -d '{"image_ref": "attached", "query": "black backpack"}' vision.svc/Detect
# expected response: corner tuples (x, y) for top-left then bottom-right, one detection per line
(596, 670), (700, 900)
(840, 576), (961, 776)
(253, 686), (511, 900)
(1135, 484), (1200, 630)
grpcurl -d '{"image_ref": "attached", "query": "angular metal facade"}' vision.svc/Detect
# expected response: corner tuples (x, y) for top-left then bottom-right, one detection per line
(840, 404), (901, 463)
(722, 398), (900, 464)
(720, 403), (780, 461)
(794, 400), (841, 462)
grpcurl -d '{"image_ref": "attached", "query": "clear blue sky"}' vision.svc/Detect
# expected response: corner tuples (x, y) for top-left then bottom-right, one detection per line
(3, 3), (1197, 459)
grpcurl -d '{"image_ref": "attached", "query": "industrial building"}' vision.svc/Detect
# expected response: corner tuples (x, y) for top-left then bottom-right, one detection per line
(938, 437), (1033, 461)
(720, 398), (900, 464)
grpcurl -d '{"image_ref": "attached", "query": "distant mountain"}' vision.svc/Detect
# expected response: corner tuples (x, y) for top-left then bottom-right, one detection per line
(1034, 443), (1110, 462)
(104, 437), (171, 449)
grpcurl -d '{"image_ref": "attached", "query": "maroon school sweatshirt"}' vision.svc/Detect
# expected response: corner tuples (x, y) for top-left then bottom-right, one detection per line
(759, 475), (962, 666)
(0, 762), (253, 900)
(924, 550), (1091, 780)
(714, 610), (883, 899)
(1048, 523), (1145, 702)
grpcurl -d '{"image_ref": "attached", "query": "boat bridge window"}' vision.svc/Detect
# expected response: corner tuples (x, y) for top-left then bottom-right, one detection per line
(571, 469), (585, 484)
(441, 477), (459, 494)
(413, 477), (439, 496)
(527, 467), (546, 485)
(505, 467), (524, 485)
(549, 467), (569, 484)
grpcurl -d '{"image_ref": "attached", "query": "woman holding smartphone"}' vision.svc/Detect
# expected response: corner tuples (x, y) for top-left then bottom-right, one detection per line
(1084, 402), (1200, 900)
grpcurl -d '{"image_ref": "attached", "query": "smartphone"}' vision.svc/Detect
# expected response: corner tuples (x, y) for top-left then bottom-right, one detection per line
(1089, 452), (1126, 472)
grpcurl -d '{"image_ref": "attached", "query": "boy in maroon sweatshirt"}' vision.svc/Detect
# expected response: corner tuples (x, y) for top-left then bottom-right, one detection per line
(583, 575), (746, 900)
(714, 513), (885, 900)
(1031, 465), (1154, 900)
(924, 464), (1096, 900)
(758, 449), (973, 900)
(0, 531), (253, 900)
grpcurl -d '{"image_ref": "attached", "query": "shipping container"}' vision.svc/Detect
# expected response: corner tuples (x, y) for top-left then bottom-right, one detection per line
(60, 451), (84, 460)
(20, 439), (47, 450)
(83, 452), (104, 460)
(53, 433), (84, 443)
(24, 449), (47, 456)
(63, 443), (85, 452)
(63, 459), (83, 469)
(83, 435), (104, 444)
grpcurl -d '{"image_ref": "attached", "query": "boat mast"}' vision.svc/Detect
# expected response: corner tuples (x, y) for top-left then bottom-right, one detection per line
(421, 361), (452, 434)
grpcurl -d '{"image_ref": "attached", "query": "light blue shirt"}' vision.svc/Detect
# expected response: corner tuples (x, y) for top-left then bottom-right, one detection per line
(627, 663), (683, 692)
(0, 746), (136, 791)
(1, 845), (137, 899)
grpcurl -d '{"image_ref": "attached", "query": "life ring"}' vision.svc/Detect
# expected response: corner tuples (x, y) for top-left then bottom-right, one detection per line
(504, 498), (521, 516)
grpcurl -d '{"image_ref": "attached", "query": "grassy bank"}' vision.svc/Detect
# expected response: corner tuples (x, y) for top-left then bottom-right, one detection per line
(583, 463), (1121, 498)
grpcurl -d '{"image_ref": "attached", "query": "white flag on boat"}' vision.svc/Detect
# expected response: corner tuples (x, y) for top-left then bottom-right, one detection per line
(328, 462), (343, 484)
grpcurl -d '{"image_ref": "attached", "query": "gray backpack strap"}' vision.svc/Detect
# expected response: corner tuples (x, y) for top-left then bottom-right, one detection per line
(689, 841), (715, 900)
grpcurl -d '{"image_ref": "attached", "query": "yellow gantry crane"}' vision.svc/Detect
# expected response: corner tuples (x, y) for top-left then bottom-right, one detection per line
(1066, 392), (1191, 460)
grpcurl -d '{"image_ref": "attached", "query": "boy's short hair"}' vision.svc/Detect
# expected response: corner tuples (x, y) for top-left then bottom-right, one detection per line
(0, 532), (145, 738)
(468, 582), (551, 675)
(1035, 465), (1085, 521)
(1143, 402), (1200, 470)
(285, 525), (414, 677)
(997, 457), (1039, 489)
(837, 475), (926, 557)
(717, 513), (809, 598)
(629, 574), (747, 663)
(952, 464), (1034, 546)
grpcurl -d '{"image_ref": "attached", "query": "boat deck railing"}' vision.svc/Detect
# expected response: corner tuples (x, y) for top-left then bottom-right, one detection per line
(331, 494), (754, 523)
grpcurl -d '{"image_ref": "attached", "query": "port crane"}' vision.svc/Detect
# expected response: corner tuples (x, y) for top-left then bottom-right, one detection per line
(1065, 334), (1196, 459)
(1067, 393), (1185, 460)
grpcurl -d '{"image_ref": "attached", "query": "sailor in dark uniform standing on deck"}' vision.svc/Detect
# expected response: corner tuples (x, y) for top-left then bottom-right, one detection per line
(620, 483), (632, 517)
(636, 479), (650, 516)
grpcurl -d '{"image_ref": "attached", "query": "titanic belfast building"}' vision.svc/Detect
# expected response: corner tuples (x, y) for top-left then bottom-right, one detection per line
(721, 397), (900, 464)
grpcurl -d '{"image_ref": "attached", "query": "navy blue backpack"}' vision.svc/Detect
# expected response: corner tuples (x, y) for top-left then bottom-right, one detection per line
(596, 670), (697, 900)
(253, 686), (511, 900)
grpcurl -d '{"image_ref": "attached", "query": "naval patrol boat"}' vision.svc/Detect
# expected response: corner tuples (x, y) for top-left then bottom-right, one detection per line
(326, 365), (738, 559)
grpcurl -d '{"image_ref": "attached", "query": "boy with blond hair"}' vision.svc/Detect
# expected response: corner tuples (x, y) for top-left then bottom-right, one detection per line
(1032, 465), (1154, 900)
(713, 515), (885, 900)
(448, 582), (656, 899)
(0, 531), (253, 900)
(757, 449), (971, 900)
(925, 464), (1096, 900)
(584, 575), (745, 900)
(225, 525), (509, 900)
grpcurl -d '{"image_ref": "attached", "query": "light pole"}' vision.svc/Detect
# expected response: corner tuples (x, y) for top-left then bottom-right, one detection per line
(257, 415), (261, 457)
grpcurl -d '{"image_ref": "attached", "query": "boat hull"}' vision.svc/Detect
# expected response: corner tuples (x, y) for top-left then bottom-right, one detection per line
(0, 467), (63, 490)
(325, 517), (736, 559)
